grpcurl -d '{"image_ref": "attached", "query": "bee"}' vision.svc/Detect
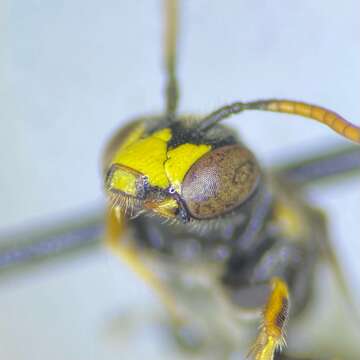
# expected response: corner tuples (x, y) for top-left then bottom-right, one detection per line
(101, 1), (360, 359)
(0, 1), (359, 359)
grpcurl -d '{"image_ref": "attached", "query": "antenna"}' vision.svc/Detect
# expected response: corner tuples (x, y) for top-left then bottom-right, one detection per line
(164, 0), (179, 118)
(199, 99), (360, 144)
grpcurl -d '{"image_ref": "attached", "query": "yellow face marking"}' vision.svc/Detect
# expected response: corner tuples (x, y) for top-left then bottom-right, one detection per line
(111, 129), (173, 190)
(109, 167), (138, 195)
(152, 128), (172, 142)
(164, 143), (211, 193)
(109, 125), (212, 208)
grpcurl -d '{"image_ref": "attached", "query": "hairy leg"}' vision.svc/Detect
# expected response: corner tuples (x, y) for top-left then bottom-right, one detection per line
(248, 277), (290, 360)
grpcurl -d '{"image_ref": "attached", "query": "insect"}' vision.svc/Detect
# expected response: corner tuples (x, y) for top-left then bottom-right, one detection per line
(0, 1), (359, 359)
(100, 1), (360, 359)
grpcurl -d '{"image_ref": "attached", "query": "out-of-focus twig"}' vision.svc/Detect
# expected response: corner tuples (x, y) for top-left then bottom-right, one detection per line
(274, 144), (360, 186)
(0, 208), (104, 278)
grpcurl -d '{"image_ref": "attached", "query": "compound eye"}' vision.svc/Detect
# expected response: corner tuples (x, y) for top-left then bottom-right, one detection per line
(182, 145), (260, 220)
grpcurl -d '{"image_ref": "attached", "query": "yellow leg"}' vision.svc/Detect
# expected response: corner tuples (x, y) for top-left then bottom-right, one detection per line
(105, 206), (184, 326)
(249, 277), (290, 360)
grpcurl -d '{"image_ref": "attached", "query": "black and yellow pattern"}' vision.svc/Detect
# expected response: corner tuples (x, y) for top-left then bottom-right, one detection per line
(102, 1), (360, 359)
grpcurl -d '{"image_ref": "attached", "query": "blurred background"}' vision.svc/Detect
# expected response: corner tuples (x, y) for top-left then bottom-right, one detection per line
(0, 0), (359, 359)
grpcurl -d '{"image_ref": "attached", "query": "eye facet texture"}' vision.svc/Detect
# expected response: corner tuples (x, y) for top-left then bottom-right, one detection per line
(182, 145), (260, 219)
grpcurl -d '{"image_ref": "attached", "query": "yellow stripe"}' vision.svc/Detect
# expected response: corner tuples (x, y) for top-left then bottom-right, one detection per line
(165, 143), (211, 192)
(111, 128), (173, 190)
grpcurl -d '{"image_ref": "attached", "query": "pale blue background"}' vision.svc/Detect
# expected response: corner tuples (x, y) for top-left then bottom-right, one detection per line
(0, 0), (359, 359)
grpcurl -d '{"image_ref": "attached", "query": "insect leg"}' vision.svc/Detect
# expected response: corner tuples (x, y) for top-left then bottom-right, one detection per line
(104, 206), (184, 326)
(248, 277), (290, 360)
(224, 235), (316, 359)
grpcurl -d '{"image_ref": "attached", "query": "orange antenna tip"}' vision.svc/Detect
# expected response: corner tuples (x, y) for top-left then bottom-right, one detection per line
(253, 100), (360, 144)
